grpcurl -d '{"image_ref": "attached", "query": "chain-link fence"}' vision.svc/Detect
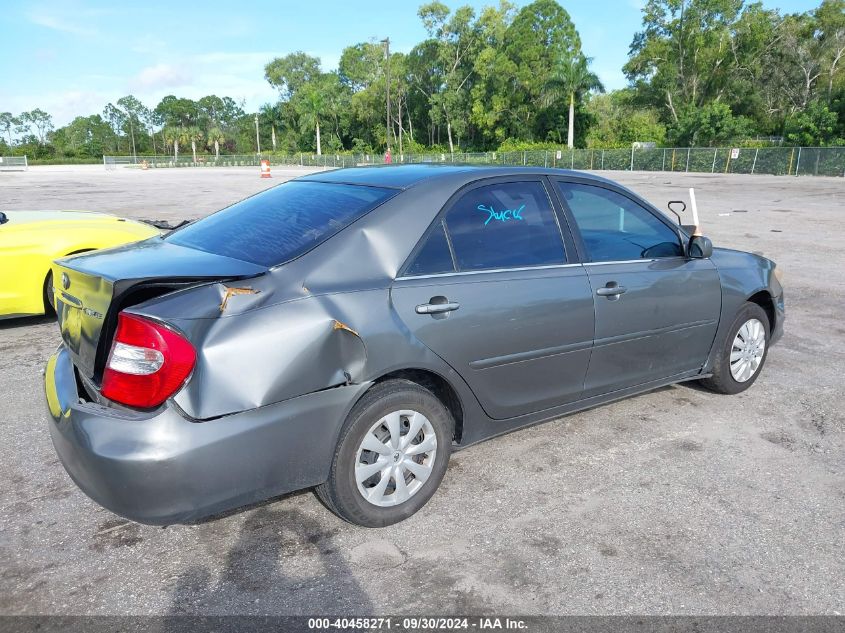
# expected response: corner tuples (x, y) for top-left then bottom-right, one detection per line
(103, 146), (845, 177)
(0, 155), (28, 171)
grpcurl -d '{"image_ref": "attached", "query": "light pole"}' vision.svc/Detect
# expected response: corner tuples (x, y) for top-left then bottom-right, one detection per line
(254, 114), (261, 156)
(381, 37), (390, 153)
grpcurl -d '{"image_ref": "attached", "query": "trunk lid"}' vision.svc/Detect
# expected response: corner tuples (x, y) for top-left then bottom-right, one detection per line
(54, 237), (266, 381)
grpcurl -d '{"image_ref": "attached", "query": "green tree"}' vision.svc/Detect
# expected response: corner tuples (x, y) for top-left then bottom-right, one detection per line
(21, 109), (54, 145)
(541, 54), (603, 148)
(206, 127), (225, 159)
(784, 100), (839, 144)
(626, 0), (749, 122)
(0, 112), (15, 146)
(670, 101), (755, 145)
(296, 83), (326, 155)
(186, 126), (203, 162)
(155, 96), (199, 128)
(416, 2), (481, 152)
(586, 91), (667, 148)
(116, 95), (149, 159)
(56, 115), (114, 157)
(468, 1), (518, 146)
(103, 103), (126, 153)
(265, 52), (322, 100)
(503, 0), (582, 141)
(815, 0), (845, 97)
(163, 126), (187, 160)
(259, 102), (285, 152)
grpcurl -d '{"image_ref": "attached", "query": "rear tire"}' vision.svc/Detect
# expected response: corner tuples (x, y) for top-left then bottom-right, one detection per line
(699, 302), (770, 395)
(316, 379), (453, 527)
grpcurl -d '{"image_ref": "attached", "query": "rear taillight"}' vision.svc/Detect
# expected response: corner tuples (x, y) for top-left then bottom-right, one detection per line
(101, 312), (196, 408)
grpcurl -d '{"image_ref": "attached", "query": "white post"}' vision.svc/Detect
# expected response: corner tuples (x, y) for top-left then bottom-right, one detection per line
(24, 155), (28, 170)
(711, 149), (718, 173)
(689, 187), (701, 236)
(523, 151), (526, 166)
(630, 147), (634, 171)
(686, 148), (691, 172)
(751, 148), (759, 174)
(662, 149), (666, 171)
(601, 150), (605, 170)
(795, 147), (802, 177)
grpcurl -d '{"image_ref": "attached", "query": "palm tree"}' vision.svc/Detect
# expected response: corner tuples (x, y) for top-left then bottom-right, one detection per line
(542, 55), (604, 149)
(163, 126), (180, 160)
(206, 127), (225, 160)
(186, 126), (203, 163)
(260, 103), (284, 152)
(298, 86), (324, 155)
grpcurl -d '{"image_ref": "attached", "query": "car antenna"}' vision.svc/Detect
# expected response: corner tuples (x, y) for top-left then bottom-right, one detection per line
(667, 200), (686, 226)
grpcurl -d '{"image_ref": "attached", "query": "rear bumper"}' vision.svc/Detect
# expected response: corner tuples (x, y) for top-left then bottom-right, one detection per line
(45, 345), (368, 525)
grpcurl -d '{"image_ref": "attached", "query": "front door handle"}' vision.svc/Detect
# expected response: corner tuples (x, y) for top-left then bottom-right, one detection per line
(596, 283), (627, 297)
(416, 301), (460, 315)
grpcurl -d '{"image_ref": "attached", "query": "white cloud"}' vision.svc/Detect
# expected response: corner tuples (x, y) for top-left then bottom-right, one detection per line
(0, 89), (113, 129)
(4, 49), (340, 127)
(130, 63), (192, 91)
(26, 10), (96, 37)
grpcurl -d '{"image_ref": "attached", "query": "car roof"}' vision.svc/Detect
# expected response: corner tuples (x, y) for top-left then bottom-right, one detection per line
(297, 164), (620, 190)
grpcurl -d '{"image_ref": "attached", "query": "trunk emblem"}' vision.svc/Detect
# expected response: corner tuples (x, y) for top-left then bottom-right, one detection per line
(60, 273), (70, 290)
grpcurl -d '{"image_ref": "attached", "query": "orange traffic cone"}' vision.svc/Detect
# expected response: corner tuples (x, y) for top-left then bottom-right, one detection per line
(260, 159), (271, 178)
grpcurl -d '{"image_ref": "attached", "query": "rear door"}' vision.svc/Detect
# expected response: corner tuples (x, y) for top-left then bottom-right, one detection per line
(391, 178), (594, 420)
(554, 180), (721, 397)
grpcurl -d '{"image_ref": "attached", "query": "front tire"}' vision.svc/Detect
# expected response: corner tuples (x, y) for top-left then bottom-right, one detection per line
(699, 302), (770, 395)
(316, 379), (453, 527)
(43, 271), (56, 317)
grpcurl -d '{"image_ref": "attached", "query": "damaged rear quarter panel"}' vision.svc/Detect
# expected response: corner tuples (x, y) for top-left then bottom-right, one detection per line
(129, 287), (368, 420)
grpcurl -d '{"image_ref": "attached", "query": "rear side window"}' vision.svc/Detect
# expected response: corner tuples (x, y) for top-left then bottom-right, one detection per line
(557, 182), (683, 262)
(405, 221), (455, 276)
(443, 181), (566, 271)
(166, 181), (395, 267)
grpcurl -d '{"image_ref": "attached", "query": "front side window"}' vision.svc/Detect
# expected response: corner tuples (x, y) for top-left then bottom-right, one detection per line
(443, 181), (566, 272)
(166, 181), (396, 267)
(556, 182), (683, 262)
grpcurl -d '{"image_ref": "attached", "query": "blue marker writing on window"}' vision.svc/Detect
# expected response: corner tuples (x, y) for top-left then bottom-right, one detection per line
(476, 204), (525, 226)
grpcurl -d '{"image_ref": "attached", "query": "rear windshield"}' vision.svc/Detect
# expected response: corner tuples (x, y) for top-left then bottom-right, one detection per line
(166, 180), (396, 267)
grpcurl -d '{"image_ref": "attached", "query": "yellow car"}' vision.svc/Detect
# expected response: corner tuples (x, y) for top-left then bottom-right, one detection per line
(0, 210), (161, 319)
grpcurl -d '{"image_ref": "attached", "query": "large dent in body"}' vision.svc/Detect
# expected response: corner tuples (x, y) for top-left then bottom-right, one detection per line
(155, 291), (369, 419)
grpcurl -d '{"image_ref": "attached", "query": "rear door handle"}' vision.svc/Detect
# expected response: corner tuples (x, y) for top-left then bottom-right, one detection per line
(596, 284), (627, 297)
(416, 301), (460, 314)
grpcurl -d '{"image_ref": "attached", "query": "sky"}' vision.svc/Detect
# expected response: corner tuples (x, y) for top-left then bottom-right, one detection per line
(0, 0), (824, 127)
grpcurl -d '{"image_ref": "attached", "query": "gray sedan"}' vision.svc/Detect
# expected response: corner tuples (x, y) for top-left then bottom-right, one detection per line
(44, 166), (784, 527)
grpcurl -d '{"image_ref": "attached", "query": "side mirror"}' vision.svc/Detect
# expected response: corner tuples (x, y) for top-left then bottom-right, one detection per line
(688, 235), (713, 259)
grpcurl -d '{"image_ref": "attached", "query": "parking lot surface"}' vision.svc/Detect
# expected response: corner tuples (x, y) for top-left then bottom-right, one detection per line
(1, 165), (843, 615)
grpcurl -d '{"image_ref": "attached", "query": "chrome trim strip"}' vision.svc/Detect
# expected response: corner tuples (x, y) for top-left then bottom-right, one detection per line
(583, 257), (687, 266)
(396, 263), (582, 281)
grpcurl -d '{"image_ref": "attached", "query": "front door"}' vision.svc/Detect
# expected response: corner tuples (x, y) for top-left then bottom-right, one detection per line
(555, 180), (722, 397)
(391, 179), (594, 420)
